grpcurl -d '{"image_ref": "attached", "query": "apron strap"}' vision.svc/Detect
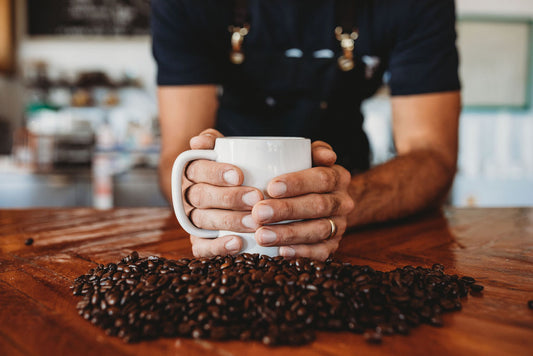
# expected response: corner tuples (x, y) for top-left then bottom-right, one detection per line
(233, 0), (249, 27)
(336, 0), (359, 34)
(229, 0), (250, 64)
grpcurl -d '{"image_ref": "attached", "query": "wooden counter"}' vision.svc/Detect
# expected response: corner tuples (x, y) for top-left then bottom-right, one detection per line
(0, 207), (532, 355)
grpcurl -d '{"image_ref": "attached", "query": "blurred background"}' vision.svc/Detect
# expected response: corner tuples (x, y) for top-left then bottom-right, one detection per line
(0, 0), (532, 209)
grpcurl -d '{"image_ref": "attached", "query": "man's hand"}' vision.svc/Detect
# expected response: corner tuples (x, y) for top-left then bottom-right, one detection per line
(185, 130), (354, 260)
(253, 141), (354, 260)
(185, 129), (264, 257)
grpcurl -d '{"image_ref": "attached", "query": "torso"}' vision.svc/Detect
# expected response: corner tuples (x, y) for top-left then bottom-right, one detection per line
(180, 0), (404, 171)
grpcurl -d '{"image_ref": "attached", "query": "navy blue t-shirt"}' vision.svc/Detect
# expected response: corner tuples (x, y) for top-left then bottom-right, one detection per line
(152, 0), (460, 172)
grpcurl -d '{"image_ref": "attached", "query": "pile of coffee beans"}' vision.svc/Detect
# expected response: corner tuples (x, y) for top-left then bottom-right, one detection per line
(72, 252), (483, 345)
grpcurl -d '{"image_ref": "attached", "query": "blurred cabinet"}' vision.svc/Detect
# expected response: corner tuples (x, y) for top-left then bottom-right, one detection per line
(113, 169), (168, 208)
(453, 113), (533, 207)
(0, 168), (167, 208)
(0, 171), (91, 207)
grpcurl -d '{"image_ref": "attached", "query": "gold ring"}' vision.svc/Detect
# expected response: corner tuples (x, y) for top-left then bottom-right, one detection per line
(326, 218), (337, 240)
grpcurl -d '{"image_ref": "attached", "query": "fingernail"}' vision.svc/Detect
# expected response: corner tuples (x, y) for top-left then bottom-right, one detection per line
(242, 191), (261, 206)
(241, 214), (258, 229)
(269, 181), (287, 197)
(255, 205), (274, 221)
(280, 246), (295, 257)
(190, 136), (202, 145)
(224, 237), (240, 252)
(257, 228), (277, 244)
(223, 170), (239, 185)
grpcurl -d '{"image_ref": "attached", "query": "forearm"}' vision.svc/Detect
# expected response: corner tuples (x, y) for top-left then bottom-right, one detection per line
(157, 85), (219, 203)
(347, 148), (456, 227)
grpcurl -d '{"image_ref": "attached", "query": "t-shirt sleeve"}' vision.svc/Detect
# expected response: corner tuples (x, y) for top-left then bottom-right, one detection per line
(388, 0), (460, 96)
(151, 0), (217, 86)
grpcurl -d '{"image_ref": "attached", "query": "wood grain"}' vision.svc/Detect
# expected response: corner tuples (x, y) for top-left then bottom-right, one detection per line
(0, 207), (532, 356)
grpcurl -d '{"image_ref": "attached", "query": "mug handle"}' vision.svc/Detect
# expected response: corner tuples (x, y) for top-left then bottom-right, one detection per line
(171, 149), (219, 238)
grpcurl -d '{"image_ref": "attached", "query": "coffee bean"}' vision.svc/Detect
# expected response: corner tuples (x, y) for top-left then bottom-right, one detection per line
(432, 263), (444, 272)
(145, 275), (158, 286)
(106, 292), (120, 306)
(429, 315), (443, 327)
(262, 335), (277, 345)
(192, 328), (203, 339)
(107, 307), (120, 317)
(72, 252), (481, 346)
(214, 295), (225, 306)
(528, 300), (533, 309)
(470, 284), (484, 293)
(364, 330), (382, 344)
(239, 330), (251, 341)
(395, 322), (410, 335)
(82, 310), (91, 320)
(220, 262), (232, 269)
(130, 251), (139, 261)
(177, 322), (191, 336)
(460, 276), (476, 284)
(208, 306), (221, 319)
(440, 299), (456, 311)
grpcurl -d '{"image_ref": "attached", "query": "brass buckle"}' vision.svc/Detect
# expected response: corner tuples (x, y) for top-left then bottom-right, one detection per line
(335, 26), (359, 71)
(228, 24), (249, 64)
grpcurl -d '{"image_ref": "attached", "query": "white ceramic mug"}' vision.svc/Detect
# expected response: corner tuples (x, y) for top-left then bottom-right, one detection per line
(171, 136), (312, 256)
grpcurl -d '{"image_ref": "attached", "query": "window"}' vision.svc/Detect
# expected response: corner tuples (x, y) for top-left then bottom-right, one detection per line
(457, 18), (531, 109)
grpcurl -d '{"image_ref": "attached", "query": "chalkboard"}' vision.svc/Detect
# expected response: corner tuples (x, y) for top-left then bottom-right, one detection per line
(27, 0), (151, 36)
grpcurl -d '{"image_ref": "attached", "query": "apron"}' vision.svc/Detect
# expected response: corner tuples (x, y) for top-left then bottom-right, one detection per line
(215, 0), (385, 173)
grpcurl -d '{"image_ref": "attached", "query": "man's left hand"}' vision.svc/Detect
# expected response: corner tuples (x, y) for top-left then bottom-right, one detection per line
(253, 141), (355, 260)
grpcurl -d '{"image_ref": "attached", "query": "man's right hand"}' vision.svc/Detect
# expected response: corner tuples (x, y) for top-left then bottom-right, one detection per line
(183, 129), (264, 257)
